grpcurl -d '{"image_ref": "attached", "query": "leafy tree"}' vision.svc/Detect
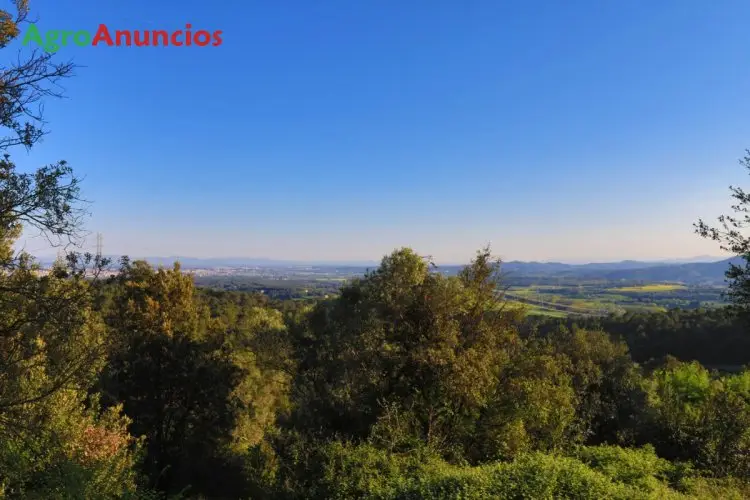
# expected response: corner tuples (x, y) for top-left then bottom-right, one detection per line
(545, 326), (646, 445)
(218, 305), (291, 453)
(643, 361), (750, 477)
(99, 260), (246, 496)
(0, 4), (134, 495)
(0, 257), (105, 428)
(696, 150), (750, 318)
(0, 393), (144, 499)
(0, 0), (75, 151)
(288, 247), (524, 461)
(472, 347), (578, 461)
(0, 0), (92, 426)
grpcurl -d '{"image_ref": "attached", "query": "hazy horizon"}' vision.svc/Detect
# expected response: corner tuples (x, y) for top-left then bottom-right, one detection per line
(26, 242), (730, 267)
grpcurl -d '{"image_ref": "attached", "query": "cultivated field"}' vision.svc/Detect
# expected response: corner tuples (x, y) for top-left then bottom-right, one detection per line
(610, 284), (687, 292)
(504, 281), (725, 316)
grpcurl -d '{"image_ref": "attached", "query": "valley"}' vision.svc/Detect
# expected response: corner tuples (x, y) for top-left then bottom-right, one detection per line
(188, 258), (729, 316)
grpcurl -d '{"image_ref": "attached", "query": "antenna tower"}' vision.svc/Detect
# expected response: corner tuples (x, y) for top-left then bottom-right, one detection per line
(96, 233), (103, 258)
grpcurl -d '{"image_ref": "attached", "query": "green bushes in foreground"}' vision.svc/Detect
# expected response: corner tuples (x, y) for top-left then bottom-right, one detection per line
(280, 442), (749, 500)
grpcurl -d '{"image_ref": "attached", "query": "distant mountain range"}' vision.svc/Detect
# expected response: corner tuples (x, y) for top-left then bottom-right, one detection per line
(144, 255), (741, 285)
(494, 257), (741, 284)
(34, 254), (741, 285)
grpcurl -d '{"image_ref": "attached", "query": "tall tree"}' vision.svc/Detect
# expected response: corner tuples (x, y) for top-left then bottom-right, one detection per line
(288, 247), (524, 461)
(0, 0), (92, 440)
(696, 150), (750, 317)
(100, 260), (245, 496)
(0, 3), (148, 496)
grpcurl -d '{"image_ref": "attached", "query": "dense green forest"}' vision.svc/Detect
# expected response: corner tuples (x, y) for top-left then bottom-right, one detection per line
(2, 3), (750, 499)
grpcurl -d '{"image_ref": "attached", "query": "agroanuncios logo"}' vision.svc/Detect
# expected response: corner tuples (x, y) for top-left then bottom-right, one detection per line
(22, 23), (223, 53)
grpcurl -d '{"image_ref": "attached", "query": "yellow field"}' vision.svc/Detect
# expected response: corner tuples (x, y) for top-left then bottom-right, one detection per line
(610, 284), (686, 292)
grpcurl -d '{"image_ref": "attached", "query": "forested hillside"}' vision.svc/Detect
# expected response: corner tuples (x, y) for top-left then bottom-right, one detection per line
(1, 2), (750, 499)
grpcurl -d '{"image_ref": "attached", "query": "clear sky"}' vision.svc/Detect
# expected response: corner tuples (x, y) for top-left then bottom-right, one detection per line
(13, 0), (750, 263)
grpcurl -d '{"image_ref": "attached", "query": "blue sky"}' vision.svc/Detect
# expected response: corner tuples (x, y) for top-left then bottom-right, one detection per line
(13, 0), (750, 263)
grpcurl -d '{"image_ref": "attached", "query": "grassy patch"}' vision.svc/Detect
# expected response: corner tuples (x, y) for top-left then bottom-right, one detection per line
(610, 284), (687, 293)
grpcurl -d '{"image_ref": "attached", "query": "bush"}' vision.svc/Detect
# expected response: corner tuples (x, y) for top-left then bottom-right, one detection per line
(643, 362), (750, 477)
(396, 452), (680, 500)
(573, 445), (685, 492)
(271, 442), (750, 499)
